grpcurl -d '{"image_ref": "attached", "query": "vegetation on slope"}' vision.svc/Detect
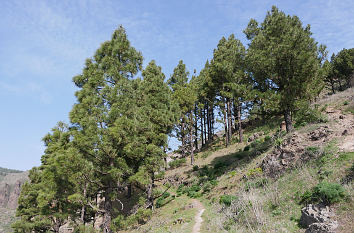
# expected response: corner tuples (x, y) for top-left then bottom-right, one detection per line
(12, 4), (354, 233)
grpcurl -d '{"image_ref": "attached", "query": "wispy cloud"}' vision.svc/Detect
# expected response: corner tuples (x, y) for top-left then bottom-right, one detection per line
(0, 80), (52, 104)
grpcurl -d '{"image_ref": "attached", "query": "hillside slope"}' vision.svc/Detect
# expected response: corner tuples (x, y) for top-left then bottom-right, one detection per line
(0, 170), (28, 233)
(124, 88), (353, 233)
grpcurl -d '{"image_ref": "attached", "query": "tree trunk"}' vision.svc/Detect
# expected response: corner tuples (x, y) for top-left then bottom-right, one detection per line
(237, 103), (243, 143)
(127, 183), (132, 198)
(201, 108), (204, 147)
(103, 186), (113, 233)
(227, 98), (232, 143)
(223, 100), (229, 147)
(330, 79), (336, 94)
(52, 218), (62, 233)
(189, 113), (194, 165)
(194, 105), (198, 151)
(338, 79), (343, 91)
(147, 173), (155, 210)
(284, 109), (293, 133)
(205, 103), (209, 142)
(181, 119), (186, 157)
(211, 104), (215, 137)
(80, 183), (88, 223)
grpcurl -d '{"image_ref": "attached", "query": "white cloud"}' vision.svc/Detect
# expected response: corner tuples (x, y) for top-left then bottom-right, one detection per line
(0, 81), (52, 104)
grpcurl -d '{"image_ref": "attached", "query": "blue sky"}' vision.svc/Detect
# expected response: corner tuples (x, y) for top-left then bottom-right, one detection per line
(0, 0), (353, 171)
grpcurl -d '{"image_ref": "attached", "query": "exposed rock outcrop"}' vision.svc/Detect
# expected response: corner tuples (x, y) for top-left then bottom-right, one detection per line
(262, 125), (335, 178)
(0, 171), (29, 209)
(262, 132), (305, 177)
(300, 204), (338, 233)
(308, 126), (331, 141)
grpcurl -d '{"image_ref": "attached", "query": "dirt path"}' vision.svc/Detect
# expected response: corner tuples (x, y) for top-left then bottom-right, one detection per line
(325, 107), (354, 152)
(191, 199), (205, 233)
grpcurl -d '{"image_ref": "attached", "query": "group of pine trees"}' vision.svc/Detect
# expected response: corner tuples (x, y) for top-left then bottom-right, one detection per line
(13, 6), (353, 233)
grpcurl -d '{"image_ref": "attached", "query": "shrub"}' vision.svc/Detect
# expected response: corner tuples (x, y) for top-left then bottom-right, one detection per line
(244, 178), (268, 191)
(201, 151), (212, 158)
(300, 182), (346, 205)
(193, 165), (199, 171)
(74, 225), (98, 233)
(244, 145), (251, 151)
(112, 208), (152, 230)
(168, 158), (186, 169)
(274, 137), (283, 148)
(305, 146), (321, 157)
(343, 100), (349, 105)
(251, 140), (261, 148)
(202, 180), (217, 193)
(219, 194), (238, 206)
(155, 197), (164, 208)
(229, 171), (237, 177)
(154, 171), (165, 180)
(214, 161), (227, 170)
(176, 184), (185, 196)
(187, 184), (201, 198)
(294, 106), (328, 128)
(264, 135), (272, 142)
(246, 167), (263, 178)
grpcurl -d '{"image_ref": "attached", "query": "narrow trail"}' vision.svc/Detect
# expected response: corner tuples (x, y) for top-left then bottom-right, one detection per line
(191, 199), (205, 233)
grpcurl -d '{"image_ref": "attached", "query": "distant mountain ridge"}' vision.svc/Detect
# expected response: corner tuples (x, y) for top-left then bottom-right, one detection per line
(0, 167), (23, 183)
(0, 167), (29, 209)
(0, 167), (28, 232)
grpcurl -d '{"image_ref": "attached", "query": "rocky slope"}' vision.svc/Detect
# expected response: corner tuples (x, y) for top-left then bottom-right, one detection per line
(123, 88), (353, 233)
(0, 169), (28, 233)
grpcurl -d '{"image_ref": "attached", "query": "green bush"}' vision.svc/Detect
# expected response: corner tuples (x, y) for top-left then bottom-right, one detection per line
(300, 182), (346, 205)
(246, 167), (263, 178)
(177, 184), (185, 196)
(201, 151), (212, 158)
(74, 225), (98, 233)
(305, 146), (321, 157)
(193, 165), (199, 171)
(202, 180), (217, 193)
(156, 191), (171, 207)
(264, 135), (272, 142)
(244, 145), (251, 151)
(155, 197), (164, 208)
(154, 171), (165, 180)
(168, 158), (186, 169)
(294, 106), (328, 128)
(251, 140), (261, 148)
(214, 161), (227, 170)
(219, 194), (238, 206)
(244, 178), (268, 191)
(187, 184), (201, 197)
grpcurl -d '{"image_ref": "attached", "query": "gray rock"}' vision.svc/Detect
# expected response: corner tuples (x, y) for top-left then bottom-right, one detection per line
(305, 222), (338, 233)
(300, 204), (338, 233)
(308, 126), (331, 141)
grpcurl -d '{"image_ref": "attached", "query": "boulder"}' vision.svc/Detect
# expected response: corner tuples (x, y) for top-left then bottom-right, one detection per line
(305, 222), (338, 233)
(300, 204), (338, 233)
(308, 126), (331, 141)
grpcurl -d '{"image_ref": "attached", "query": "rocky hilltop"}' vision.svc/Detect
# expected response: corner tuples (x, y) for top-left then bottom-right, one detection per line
(0, 171), (29, 209)
(0, 168), (28, 233)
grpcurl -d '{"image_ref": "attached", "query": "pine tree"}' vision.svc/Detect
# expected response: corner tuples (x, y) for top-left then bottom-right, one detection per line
(210, 34), (246, 145)
(328, 48), (354, 92)
(69, 26), (143, 233)
(128, 60), (178, 208)
(13, 123), (78, 233)
(168, 60), (190, 157)
(245, 6), (326, 132)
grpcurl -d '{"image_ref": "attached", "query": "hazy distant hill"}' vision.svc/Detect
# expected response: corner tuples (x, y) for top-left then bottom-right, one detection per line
(0, 167), (22, 183)
(0, 168), (28, 233)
